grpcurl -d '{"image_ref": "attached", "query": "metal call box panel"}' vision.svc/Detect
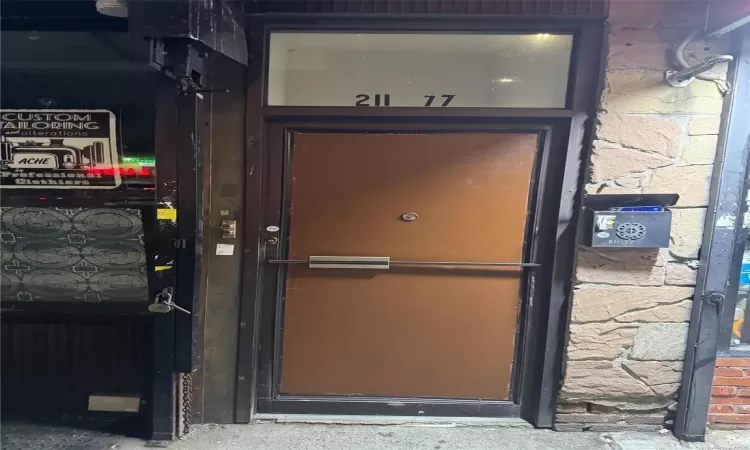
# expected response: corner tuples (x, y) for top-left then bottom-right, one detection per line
(583, 194), (679, 248)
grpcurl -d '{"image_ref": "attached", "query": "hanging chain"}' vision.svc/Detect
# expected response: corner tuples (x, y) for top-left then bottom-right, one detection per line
(181, 372), (193, 436)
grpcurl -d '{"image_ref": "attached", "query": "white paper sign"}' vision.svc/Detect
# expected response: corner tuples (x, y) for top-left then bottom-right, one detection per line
(216, 243), (235, 256)
(0, 109), (122, 189)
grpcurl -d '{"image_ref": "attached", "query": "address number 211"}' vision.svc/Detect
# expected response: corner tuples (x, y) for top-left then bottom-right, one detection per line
(354, 94), (456, 107)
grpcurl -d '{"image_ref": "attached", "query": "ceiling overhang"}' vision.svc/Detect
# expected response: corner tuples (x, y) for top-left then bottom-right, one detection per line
(245, 0), (609, 17)
(128, 0), (248, 66)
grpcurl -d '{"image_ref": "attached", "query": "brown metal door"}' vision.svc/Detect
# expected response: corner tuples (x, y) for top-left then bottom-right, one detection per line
(278, 132), (538, 400)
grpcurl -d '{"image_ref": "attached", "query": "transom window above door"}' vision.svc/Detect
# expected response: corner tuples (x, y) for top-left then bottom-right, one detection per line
(267, 32), (574, 108)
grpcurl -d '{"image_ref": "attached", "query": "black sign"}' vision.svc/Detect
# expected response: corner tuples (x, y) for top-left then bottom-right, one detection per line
(0, 110), (121, 189)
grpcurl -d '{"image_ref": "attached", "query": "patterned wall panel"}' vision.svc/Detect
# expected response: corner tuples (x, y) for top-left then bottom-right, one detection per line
(0, 207), (149, 302)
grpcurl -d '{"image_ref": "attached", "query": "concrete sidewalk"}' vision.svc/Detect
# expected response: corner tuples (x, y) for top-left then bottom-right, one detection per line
(116, 422), (750, 450)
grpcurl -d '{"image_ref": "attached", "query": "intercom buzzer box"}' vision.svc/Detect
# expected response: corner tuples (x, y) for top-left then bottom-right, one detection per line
(583, 194), (679, 249)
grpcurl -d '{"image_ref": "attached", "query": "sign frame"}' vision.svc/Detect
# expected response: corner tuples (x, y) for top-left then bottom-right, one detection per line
(0, 109), (122, 189)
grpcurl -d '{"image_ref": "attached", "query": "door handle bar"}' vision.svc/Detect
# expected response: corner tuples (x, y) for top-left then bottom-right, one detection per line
(268, 256), (540, 269)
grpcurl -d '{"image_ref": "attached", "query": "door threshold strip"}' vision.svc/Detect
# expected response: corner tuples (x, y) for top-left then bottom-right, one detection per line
(251, 414), (531, 428)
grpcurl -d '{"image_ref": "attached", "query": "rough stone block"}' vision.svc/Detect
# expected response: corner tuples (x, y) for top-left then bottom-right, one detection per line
(571, 285), (694, 323)
(665, 263), (697, 286)
(567, 322), (638, 360)
(614, 300), (692, 323)
(588, 398), (673, 412)
(614, 173), (649, 190)
(683, 135), (719, 165)
(630, 323), (689, 361)
(688, 117), (722, 135)
(608, 28), (670, 71)
(651, 383), (681, 397)
(588, 404), (619, 414)
(555, 413), (627, 424)
(561, 361), (652, 398)
(575, 248), (665, 286)
(590, 143), (672, 182)
(643, 165), (713, 207)
(669, 208), (706, 259)
(624, 414), (670, 425)
(586, 183), (641, 195)
(602, 71), (724, 115)
(587, 175), (650, 195)
(598, 114), (681, 158)
(622, 361), (683, 386)
(557, 403), (588, 413)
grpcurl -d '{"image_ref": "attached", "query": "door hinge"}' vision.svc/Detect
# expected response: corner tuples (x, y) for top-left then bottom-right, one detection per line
(702, 292), (725, 306)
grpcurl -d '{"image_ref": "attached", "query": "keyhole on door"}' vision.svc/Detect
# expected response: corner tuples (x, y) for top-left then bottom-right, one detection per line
(400, 213), (419, 222)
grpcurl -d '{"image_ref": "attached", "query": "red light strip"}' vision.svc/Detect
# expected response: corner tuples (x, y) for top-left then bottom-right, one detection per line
(87, 167), (152, 176)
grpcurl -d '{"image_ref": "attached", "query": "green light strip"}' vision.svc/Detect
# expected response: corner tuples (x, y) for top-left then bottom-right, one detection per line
(123, 157), (156, 167)
(123, 157), (155, 162)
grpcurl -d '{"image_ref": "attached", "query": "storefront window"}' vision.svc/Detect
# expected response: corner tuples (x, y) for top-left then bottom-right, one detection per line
(0, 31), (157, 190)
(734, 247), (750, 347)
(0, 31), (158, 304)
(267, 32), (573, 108)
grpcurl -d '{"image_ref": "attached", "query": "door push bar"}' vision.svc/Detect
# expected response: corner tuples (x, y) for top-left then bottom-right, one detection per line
(268, 256), (541, 270)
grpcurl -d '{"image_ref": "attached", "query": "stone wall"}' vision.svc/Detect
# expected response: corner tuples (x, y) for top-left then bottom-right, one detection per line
(557, 0), (729, 430)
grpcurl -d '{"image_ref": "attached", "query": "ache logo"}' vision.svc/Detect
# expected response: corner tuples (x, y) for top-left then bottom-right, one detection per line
(16, 157), (50, 165)
(8, 153), (58, 169)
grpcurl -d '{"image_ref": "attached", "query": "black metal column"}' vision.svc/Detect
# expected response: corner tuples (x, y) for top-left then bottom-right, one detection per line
(148, 37), (208, 374)
(174, 87), (204, 373)
(675, 30), (750, 442)
(150, 81), (180, 441)
(148, 65), (206, 440)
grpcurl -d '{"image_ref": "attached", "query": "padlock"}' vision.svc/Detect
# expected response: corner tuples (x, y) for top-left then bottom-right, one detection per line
(148, 289), (192, 314)
(148, 302), (173, 313)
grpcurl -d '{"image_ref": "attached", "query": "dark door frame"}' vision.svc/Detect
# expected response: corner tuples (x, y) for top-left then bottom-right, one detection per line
(235, 17), (606, 427)
(129, 0), (249, 438)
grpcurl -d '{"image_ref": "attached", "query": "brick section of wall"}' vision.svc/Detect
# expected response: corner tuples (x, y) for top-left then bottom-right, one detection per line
(557, 0), (730, 431)
(709, 359), (750, 430)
